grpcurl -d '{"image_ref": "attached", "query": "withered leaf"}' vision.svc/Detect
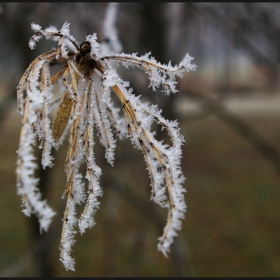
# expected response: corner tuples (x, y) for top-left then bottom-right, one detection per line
(52, 92), (73, 141)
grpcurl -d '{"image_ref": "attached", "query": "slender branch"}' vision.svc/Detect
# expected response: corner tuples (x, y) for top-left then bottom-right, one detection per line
(186, 91), (280, 177)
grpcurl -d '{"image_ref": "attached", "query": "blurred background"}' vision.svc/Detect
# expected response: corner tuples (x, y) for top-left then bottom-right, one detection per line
(0, 2), (280, 277)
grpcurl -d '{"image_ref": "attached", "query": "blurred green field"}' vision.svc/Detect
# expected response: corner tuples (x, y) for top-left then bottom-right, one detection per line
(0, 100), (280, 277)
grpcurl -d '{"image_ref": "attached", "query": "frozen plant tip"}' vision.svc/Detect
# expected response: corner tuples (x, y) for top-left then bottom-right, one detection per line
(16, 22), (196, 271)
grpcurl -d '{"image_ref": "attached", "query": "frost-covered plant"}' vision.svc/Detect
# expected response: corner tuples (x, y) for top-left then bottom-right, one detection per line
(16, 21), (196, 271)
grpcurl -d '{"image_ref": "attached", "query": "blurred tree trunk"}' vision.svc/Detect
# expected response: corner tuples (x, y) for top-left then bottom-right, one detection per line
(139, 3), (177, 126)
(28, 148), (57, 277)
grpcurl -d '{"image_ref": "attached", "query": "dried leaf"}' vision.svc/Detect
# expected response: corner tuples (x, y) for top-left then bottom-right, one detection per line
(52, 92), (73, 141)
